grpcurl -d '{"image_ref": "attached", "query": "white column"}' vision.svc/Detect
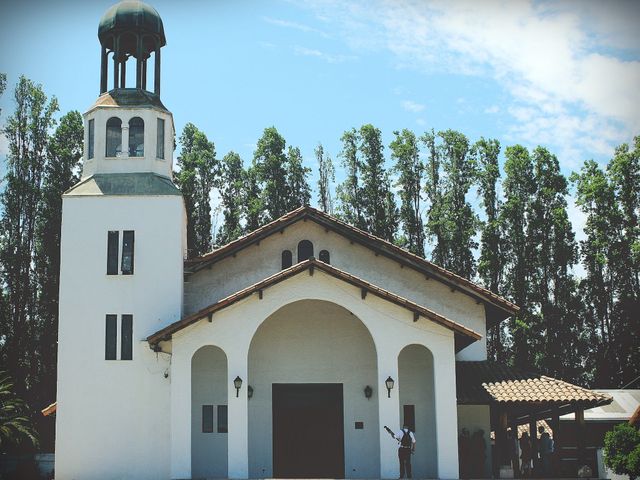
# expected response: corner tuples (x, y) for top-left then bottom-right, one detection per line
(377, 345), (401, 479)
(227, 348), (249, 479)
(120, 125), (129, 157)
(170, 344), (191, 479)
(433, 344), (460, 479)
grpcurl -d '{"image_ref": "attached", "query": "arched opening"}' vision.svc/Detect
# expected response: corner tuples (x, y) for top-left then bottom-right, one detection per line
(319, 249), (330, 264)
(281, 250), (292, 269)
(398, 344), (437, 478)
(128, 117), (144, 157)
(191, 345), (228, 478)
(248, 300), (379, 478)
(105, 117), (122, 157)
(297, 240), (314, 262)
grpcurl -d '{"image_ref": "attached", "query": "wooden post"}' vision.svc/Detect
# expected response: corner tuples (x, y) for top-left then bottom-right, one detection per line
(550, 407), (560, 476)
(497, 410), (509, 466)
(576, 407), (585, 470)
(529, 419), (538, 474)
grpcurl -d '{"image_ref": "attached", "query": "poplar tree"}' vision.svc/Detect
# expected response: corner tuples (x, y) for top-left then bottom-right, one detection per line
(285, 145), (311, 210)
(34, 111), (83, 414)
(316, 143), (335, 214)
(216, 151), (245, 245)
(176, 123), (218, 258)
(336, 128), (365, 229)
(0, 76), (58, 402)
(244, 165), (263, 233)
(253, 127), (289, 221)
(390, 129), (424, 256)
(422, 130), (447, 267)
(473, 138), (506, 360)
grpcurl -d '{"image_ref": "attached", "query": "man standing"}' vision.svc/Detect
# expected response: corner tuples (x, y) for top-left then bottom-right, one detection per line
(394, 424), (416, 479)
(538, 426), (553, 476)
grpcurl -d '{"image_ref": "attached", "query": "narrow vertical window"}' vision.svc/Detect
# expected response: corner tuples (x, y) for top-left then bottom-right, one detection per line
(129, 117), (144, 157)
(88, 119), (95, 159)
(105, 117), (122, 157)
(156, 118), (165, 159)
(121, 230), (135, 275)
(105, 314), (117, 360)
(319, 250), (330, 264)
(297, 240), (314, 262)
(281, 250), (292, 270)
(217, 405), (228, 433)
(107, 231), (119, 275)
(121, 314), (133, 360)
(403, 404), (416, 432)
(202, 405), (214, 433)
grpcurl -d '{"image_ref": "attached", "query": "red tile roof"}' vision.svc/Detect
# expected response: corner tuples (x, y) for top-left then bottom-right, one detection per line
(149, 258), (482, 351)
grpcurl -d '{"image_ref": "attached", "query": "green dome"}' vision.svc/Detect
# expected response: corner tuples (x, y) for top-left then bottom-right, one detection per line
(98, 1), (166, 47)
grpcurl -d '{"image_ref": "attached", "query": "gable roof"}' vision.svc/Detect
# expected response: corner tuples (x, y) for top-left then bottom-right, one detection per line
(185, 206), (518, 326)
(149, 258), (482, 351)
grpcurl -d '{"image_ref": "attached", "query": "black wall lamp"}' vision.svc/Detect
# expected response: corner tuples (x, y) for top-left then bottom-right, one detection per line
(233, 376), (242, 397)
(385, 376), (394, 398)
(364, 385), (373, 400)
(248, 385), (254, 400)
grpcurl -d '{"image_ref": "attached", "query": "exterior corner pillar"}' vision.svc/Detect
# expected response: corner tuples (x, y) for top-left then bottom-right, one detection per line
(170, 344), (191, 480)
(377, 346), (400, 479)
(433, 345), (460, 479)
(227, 348), (249, 479)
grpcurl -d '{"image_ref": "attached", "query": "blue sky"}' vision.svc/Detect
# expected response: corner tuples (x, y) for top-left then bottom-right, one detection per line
(1, 0), (639, 249)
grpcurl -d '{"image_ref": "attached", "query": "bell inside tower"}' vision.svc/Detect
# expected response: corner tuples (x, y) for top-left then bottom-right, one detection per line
(98, 1), (166, 96)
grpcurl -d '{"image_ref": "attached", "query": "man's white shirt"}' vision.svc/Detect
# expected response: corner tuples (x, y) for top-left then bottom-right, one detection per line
(394, 428), (416, 444)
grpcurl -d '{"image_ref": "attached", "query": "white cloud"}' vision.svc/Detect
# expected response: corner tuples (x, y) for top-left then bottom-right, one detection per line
(402, 100), (425, 112)
(484, 105), (500, 114)
(263, 16), (330, 38)
(293, 46), (354, 63)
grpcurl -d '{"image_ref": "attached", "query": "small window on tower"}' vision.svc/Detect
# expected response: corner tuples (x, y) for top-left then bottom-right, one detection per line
(319, 250), (330, 264)
(105, 314), (117, 360)
(156, 118), (165, 159)
(121, 231), (135, 275)
(297, 240), (314, 262)
(129, 117), (144, 157)
(88, 119), (95, 159)
(217, 405), (228, 433)
(105, 117), (122, 157)
(281, 250), (292, 269)
(202, 405), (214, 433)
(107, 231), (119, 275)
(121, 314), (133, 360)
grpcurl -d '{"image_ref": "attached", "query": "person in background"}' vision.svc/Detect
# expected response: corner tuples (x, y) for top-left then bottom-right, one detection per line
(538, 426), (553, 476)
(519, 431), (532, 477)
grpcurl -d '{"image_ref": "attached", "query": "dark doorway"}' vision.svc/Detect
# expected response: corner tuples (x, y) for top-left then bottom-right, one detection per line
(272, 383), (344, 478)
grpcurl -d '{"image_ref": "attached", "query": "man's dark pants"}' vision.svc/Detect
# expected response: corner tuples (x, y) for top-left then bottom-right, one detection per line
(398, 447), (412, 478)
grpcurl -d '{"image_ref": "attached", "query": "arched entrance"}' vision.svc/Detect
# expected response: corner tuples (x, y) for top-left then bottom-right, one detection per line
(248, 300), (379, 478)
(191, 345), (228, 478)
(398, 344), (437, 478)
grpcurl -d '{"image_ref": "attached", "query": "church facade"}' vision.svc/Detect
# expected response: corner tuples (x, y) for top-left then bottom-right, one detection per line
(56, 3), (610, 480)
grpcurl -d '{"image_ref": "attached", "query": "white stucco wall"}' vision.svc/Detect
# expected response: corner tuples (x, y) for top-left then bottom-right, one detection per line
(184, 220), (488, 360)
(399, 344), (437, 477)
(457, 404), (493, 477)
(56, 194), (185, 480)
(246, 300), (379, 478)
(192, 346), (228, 478)
(82, 105), (175, 179)
(171, 268), (460, 479)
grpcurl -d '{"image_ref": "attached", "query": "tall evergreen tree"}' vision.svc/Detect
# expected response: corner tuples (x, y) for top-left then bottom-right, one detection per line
(33, 111), (83, 417)
(253, 127), (289, 222)
(500, 145), (536, 368)
(316, 143), (335, 214)
(285, 146), (311, 210)
(0, 76), (58, 403)
(336, 128), (365, 229)
(390, 129), (424, 256)
(244, 165), (263, 233)
(421, 130), (447, 267)
(359, 124), (397, 241)
(216, 151), (245, 245)
(473, 137), (506, 360)
(176, 123), (217, 258)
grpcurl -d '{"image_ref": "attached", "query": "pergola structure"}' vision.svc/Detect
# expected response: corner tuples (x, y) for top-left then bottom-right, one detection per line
(457, 361), (613, 477)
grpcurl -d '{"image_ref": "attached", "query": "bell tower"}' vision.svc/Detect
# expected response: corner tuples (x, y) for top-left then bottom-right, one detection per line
(55, 2), (186, 479)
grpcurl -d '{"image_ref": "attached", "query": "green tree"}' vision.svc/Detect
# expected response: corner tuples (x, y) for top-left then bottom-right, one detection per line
(422, 130), (447, 267)
(244, 165), (263, 233)
(473, 138), (506, 360)
(336, 128), (365, 229)
(603, 423), (640, 480)
(216, 151), (245, 245)
(285, 145), (311, 210)
(176, 123), (218, 258)
(0, 372), (39, 449)
(0, 76), (58, 403)
(33, 111), (83, 417)
(253, 127), (289, 222)
(316, 143), (335, 214)
(390, 129), (424, 256)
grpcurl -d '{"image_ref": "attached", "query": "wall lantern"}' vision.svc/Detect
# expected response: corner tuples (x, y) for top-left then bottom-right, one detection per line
(248, 385), (254, 400)
(233, 376), (243, 397)
(364, 385), (373, 400)
(385, 376), (395, 398)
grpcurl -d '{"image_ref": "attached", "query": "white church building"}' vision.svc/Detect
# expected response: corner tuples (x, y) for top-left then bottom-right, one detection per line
(55, 2), (612, 479)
